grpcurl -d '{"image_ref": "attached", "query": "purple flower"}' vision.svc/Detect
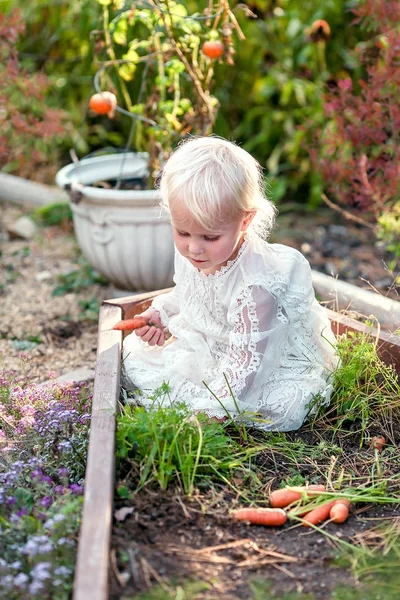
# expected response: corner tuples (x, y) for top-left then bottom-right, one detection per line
(14, 572), (29, 588)
(69, 483), (84, 495)
(58, 467), (69, 478)
(22, 535), (54, 557)
(40, 496), (53, 508)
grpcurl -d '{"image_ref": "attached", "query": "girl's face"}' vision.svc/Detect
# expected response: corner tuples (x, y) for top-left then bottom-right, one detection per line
(170, 204), (254, 275)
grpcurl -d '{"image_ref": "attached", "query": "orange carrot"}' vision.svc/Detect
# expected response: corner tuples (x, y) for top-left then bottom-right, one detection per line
(330, 503), (350, 523)
(233, 507), (287, 527)
(301, 500), (336, 527)
(332, 498), (351, 509)
(112, 317), (149, 331)
(269, 484), (326, 508)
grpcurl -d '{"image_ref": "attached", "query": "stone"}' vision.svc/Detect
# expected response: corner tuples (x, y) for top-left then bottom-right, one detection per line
(7, 216), (37, 240)
(39, 366), (95, 388)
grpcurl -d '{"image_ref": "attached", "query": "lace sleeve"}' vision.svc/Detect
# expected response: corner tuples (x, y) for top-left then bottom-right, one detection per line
(177, 285), (290, 420)
(151, 249), (181, 326)
(151, 286), (180, 326)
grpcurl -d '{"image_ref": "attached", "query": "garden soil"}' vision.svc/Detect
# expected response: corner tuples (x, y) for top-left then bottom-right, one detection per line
(1, 201), (399, 599)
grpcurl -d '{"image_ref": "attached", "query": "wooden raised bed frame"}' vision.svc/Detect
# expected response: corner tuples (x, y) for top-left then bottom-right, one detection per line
(72, 290), (400, 600)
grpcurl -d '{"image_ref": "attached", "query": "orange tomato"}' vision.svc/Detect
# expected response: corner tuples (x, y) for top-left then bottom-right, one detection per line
(89, 92), (117, 115)
(202, 40), (224, 59)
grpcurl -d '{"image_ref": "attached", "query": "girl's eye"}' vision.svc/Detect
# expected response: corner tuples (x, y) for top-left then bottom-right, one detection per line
(204, 236), (220, 242)
(176, 231), (189, 237)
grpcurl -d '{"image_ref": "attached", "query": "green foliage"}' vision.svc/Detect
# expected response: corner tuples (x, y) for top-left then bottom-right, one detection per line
(312, 331), (400, 442)
(207, 0), (365, 206)
(116, 387), (243, 495)
(334, 518), (400, 600)
(78, 297), (101, 322)
(128, 580), (210, 600)
(52, 257), (108, 295)
(0, 9), (68, 181)
(377, 202), (400, 275)
(32, 203), (73, 227)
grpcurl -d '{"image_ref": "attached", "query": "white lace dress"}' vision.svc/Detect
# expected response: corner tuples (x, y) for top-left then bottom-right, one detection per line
(122, 231), (338, 431)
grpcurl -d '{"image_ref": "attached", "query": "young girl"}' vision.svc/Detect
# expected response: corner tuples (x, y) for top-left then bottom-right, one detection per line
(122, 136), (338, 430)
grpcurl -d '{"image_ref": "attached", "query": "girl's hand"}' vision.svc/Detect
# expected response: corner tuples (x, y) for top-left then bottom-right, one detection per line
(134, 307), (166, 347)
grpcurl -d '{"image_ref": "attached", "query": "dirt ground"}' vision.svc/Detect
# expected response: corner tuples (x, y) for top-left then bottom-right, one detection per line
(108, 420), (400, 600)
(109, 490), (395, 600)
(0, 203), (113, 383)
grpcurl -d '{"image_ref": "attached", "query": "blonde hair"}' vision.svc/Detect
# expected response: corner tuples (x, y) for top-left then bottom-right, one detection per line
(158, 136), (277, 238)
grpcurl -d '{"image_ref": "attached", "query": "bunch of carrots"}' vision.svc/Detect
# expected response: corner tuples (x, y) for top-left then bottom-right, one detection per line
(233, 485), (351, 528)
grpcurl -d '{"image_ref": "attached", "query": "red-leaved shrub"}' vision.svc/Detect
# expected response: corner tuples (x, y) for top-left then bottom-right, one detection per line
(313, 0), (400, 225)
(0, 10), (68, 181)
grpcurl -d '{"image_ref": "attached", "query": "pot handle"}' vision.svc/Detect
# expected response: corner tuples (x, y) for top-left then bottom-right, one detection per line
(65, 181), (84, 204)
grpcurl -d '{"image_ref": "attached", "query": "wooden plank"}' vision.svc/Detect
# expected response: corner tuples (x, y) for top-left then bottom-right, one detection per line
(104, 288), (173, 320)
(73, 303), (122, 600)
(312, 270), (400, 331)
(0, 172), (69, 208)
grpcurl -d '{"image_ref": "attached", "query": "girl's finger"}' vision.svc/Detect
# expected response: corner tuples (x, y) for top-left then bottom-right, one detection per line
(143, 327), (161, 345)
(156, 332), (165, 346)
(135, 325), (150, 337)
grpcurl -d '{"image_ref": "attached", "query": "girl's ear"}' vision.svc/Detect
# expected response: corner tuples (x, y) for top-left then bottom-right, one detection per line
(241, 211), (256, 231)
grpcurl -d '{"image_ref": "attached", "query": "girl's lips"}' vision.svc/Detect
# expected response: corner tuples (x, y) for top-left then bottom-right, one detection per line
(191, 258), (206, 263)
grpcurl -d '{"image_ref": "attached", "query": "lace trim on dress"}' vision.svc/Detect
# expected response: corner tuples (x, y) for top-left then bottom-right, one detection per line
(190, 234), (250, 279)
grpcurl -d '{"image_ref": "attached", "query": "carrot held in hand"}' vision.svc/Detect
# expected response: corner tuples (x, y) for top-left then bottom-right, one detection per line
(233, 507), (287, 526)
(269, 484), (326, 508)
(112, 317), (149, 331)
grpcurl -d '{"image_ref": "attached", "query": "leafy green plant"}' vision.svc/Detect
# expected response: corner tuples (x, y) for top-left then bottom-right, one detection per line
(32, 203), (73, 228)
(126, 579), (210, 600)
(78, 297), (101, 322)
(377, 202), (400, 275)
(208, 0), (364, 206)
(52, 257), (109, 295)
(116, 389), (243, 495)
(311, 331), (400, 443)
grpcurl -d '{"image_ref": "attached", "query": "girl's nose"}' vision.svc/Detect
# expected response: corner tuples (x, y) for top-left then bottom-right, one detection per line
(188, 239), (203, 255)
